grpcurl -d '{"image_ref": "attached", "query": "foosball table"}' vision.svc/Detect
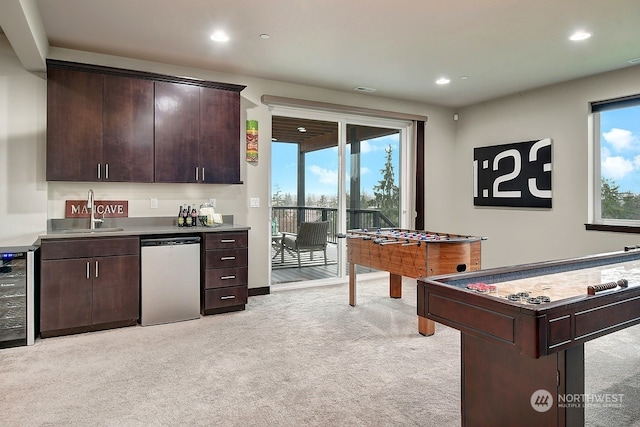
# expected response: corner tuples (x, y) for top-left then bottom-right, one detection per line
(344, 228), (485, 335)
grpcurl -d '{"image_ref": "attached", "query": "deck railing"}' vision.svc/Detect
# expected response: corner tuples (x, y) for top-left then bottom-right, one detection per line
(272, 206), (395, 243)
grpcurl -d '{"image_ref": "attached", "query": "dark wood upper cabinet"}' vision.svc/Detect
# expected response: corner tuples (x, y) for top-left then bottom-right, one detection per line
(155, 83), (242, 184)
(200, 87), (241, 184)
(154, 81), (201, 183)
(46, 67), (103, 181)
(103, 75), (154, 182)
(46, 60), (245, 184)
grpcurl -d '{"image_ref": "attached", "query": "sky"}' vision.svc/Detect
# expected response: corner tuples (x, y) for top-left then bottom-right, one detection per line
(600, 105), (640, 193)
(271, 134), (399, 198)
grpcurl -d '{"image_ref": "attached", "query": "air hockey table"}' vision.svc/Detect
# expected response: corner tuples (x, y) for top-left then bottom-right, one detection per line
(418, 248), (640, 427)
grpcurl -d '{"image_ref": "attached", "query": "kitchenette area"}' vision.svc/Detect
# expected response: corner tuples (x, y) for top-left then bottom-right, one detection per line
(0, 58), (255, 348)
(35, 213), (250, 340)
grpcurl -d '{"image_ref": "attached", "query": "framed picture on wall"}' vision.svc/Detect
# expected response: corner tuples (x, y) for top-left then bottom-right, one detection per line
(473, 138), (552, 208)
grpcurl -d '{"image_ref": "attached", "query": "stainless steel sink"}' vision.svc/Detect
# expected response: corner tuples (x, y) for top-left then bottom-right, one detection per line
(62, 227), (124, 234)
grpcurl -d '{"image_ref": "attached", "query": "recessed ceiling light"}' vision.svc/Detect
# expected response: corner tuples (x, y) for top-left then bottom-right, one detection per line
(297, 127), (307, 133)
(210, 31), (230, 42)
(260, 34), (271, 39)
(569, 30), (591, 41)
(460, 76), (469, 80)
(627, 58), (640, 65)
(436, 77), (451, 85)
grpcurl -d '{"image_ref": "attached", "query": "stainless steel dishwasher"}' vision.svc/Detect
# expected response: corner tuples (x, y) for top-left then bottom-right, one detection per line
(140, 236), (201, 326)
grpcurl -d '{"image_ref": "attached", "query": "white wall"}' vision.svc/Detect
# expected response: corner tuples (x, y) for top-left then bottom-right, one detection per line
(0, 35), (451, 289)
(0, 36), (47, 246)
(453, 66), (640, 268)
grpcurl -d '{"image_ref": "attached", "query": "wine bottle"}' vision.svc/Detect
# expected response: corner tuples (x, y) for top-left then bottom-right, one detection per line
(191, 207), (198, 227)
(178, 205), (184, 227)
(184, 206), (191, 227)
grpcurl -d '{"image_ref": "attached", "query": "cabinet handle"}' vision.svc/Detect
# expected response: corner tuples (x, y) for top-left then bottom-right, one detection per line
(220, 275), (236, 280)
(195, 167), (198, 181)
(220, 239), (236, 243)
(86, 261), (90, 279)
(95, 261), (99, 278)
(220, 295), (236, 300)
(105, 163), (109, 180)
(202, 167), (205, 181)
(97, 163), (101, 179)
(220, 256), (236, 261)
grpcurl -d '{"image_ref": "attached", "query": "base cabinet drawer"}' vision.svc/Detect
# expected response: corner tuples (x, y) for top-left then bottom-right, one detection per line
(202, 231), (248, 316)
(204, 267), (247, 289)
(203, 286), (247, 314)
(205, 248), (247, 269)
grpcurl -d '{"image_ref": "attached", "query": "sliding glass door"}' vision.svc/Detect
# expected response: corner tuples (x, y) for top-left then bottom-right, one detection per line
(270, 109), (412, 285)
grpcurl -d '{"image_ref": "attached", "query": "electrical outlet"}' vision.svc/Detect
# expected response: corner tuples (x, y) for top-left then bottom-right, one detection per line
(150, 198), (158, 209)
(209, 198), (216, 208)
(250, 198), (260, 208)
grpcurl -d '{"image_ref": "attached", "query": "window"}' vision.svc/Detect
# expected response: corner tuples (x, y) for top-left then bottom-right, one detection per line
(593, 96), (640, 224)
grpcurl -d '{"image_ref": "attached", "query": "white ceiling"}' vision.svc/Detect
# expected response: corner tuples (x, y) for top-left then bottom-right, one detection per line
(3, 0), (640, 108)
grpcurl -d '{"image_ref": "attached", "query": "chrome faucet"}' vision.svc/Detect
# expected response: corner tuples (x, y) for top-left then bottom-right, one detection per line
(87, 189), (104, 229)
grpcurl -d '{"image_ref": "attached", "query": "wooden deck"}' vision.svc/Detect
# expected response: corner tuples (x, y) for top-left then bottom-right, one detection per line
(271, 243), (376, 284)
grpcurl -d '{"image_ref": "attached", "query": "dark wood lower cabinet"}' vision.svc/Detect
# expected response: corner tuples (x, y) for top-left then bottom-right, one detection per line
(201, 232), (248, 315)
(39, 237), (139, 338)
(40, 258), (92, 331)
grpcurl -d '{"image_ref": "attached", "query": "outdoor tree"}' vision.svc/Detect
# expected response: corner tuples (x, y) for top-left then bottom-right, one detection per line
(370, 145), (399, 225)
(271, 184), (286, 207)
(601, 177), (640, 220)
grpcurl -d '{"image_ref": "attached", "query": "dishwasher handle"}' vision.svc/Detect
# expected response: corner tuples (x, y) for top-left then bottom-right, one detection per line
(141, 236), (201, 247)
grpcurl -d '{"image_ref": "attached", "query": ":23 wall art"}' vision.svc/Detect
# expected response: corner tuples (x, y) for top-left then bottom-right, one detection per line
(473, 138), (552, 208)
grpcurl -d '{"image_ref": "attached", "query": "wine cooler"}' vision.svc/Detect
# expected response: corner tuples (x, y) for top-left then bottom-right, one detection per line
(0, 246), (36, 349)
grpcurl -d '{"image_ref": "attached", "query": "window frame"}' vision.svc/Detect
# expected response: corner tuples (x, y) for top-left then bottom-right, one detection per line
(591, 94), (640, 230)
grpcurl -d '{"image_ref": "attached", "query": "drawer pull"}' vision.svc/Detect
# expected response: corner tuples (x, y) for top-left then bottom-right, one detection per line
(220, 239), (236, 243)
(220, 256), (236, 261)
(220, 275), (236, 280)
(220, 295), (236, 300)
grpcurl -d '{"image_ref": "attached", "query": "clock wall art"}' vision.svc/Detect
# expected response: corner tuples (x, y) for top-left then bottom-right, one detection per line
(473, 138), (552, 208)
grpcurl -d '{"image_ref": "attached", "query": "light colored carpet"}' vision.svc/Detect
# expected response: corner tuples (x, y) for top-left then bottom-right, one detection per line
(1, 277), (638, 426)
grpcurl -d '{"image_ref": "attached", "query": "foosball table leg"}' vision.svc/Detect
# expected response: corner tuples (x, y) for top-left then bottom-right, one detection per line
(390, 273), (402, 298)
(349, 262), (356, 306)
(418, 316), (435, 336)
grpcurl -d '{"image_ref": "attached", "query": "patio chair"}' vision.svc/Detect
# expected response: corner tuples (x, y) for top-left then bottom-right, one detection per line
(281, 221), (330, 268)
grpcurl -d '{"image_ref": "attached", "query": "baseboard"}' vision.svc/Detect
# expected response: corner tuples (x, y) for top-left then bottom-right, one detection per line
(249, 286), (270, 296)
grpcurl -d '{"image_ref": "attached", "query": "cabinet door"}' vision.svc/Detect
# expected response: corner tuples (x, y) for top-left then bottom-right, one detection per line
(40, 258), (92, 332)
(103, 75), (154, 182)
(200, 87), (241, 183)
(46, 68), (103, 181)
(154, 81), (200, 182)
(92, 254), (140, 325)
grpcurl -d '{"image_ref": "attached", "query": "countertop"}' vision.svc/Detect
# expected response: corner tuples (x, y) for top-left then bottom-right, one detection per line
(37, 216), (250, 241)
